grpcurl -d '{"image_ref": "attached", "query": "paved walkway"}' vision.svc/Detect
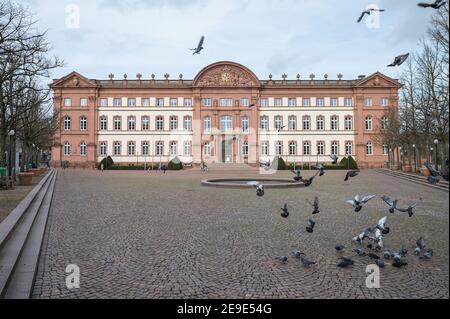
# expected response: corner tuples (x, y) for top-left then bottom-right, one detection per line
(32, 169), (449, 299)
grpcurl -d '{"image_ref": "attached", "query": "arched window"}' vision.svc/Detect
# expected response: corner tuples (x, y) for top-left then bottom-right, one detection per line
(316, 116), (325, 130)
(365, 116), (373, 130)
(100, 116), (108, 131)
(156, 116), (164, 131)
(242, 141), (249, 156)
(170, 116), (178, 131)
(204, 116), (211, 132)
(64, 116), (71, 130)
(114, 116), (121, 130)
(142, 142), (149, 156)
(80, 116), (87, 131)
(381, 116), (389, 130)
(128, 116), (136, 131)
(366, 141), (373, 155)
(303, 141), (311, 155)
(330, 116), (338, 130)
(220, 115), (233, 132)
(261, 141), (269, 156)
(331, 141), (339, 156)
(204, 142), (211, 156)
(100, 142), (107, 156)
(345, 142), (353, 156)
(128, 141), (135, 156)
(344, 116), (353, 130)
(289, 141), (297, 156)
(274, 116), (283, 130)
(170, 142), (177, 156)
(156, 141), (164, 155)
(242, 116), (249, 132)
(184, 116), (192, 130)
(260, 116), (269, 130)
(317, 141), (325, 155)
(114, 142), (121, 156)
(63, 142), (71, 155)
(80, 142), (87, 156)
(288, 116), (297, 130)
(142, 116), (150, 131)
(303, 116), (311, 130)
(275, 141), (283, 156)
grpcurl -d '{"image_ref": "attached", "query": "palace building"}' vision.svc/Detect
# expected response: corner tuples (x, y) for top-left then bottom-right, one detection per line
(50, 61), (400, 169)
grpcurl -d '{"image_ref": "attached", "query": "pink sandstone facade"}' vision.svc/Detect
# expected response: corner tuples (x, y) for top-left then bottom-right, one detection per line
(50, 61), (400, 169)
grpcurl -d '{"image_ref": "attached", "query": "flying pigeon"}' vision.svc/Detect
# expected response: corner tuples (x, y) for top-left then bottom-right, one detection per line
(330, 155), (339, 165)
(247, 181), (265, 197)
(418, 0), (447, 9)
(395, 203), (417, 218)
(277, 125), (287, 133)
(299, 256), (316, 268)
(306, 219), (316, 233)
(301, 173), (318, 187)
(424, 161), (448, 183)
(315, 164), (325, 177)
(335, 245), (345, 252)
(387, 53), (410, 67)
(374, 229), (384, 248)
(346, 194), (377, 212)
(344, 169), (360, 181)
(381, 195), (399, 214)
(306, 196), (320, 214)
(274, 256), (288, 263)
(260, 160), (271, 171)
(375, 216), (390, 235)
(353, 228), (372, 244)
(190, 35), (205, 55)
(291, 170), (302, 182)
(281, 203), (290, 218)
(357, 8), (385, 23)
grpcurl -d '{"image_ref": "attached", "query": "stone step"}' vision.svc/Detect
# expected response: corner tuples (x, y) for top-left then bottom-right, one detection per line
(374, 169), (449, 192)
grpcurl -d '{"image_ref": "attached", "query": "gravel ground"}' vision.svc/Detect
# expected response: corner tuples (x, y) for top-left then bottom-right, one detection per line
(32, 168), (449, 299)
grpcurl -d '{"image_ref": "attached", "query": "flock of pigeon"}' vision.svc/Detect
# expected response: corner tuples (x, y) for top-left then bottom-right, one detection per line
(191, 1), (447, 70)
(246, 159), (436, 270)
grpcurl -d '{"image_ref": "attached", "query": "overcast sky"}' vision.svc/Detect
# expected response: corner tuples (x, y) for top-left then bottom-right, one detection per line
(21, 0), (437, 82)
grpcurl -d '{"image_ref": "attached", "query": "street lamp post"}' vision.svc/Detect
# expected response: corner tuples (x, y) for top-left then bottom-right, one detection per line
(7, 130), (15, 178)
(434, 139), (439, 170)
(399, 146), (403, 170)
(412, 144), (417, 173)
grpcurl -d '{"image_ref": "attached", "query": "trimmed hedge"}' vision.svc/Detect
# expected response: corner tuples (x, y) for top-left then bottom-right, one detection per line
(274, 156), (287, 170)
(168, 157), (183, 170)
(340, 156), (358, 169)
(98, 156), (114, 170)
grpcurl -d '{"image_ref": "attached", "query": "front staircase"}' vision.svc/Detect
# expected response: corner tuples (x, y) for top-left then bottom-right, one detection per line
(204, 163), (257, 171)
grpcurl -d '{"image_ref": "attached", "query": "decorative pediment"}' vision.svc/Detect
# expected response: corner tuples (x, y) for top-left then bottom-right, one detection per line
(193, 61), (260, 87)
(355, 72), (400, 88)
(50, 71), (98, 88)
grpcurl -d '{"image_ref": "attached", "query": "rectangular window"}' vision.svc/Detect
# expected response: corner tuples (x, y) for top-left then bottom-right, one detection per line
(128, 142), (135, 156)
(316, 98), (325, 107)
(364, 97), (373, 107)
(240, 98), (249, 107)
(331, 116), (338, 130)
(184, 116), (192, 130)
(114, 117), (121, 130)
(100, 117), (108, 131)
(345, 117), (353, 130)
(170, 116), (178, 131)
(260, 116), (269, 130)
(64, 98), (72, 107)
(220, 98), (233, 107)
(203, 98), (212, 107)
(170, 142), (177, 156)
(156, 98), (164, 107)
(80, 98), (88, 107)
(100, 98), (108, 107)
(302, 98), (310, 107)
(346, 142), (353, 155)
(344, 98), (353, 107)
(156, 117), (164, 130)
(260, 98), (268, 107)
(381, 97), (389, 107)
(261, 142), (269, 156)
(184, 98), (192, 107)
(127, 98), (136, 107)
(113, 98), (122, 107)
(184, 142), (191, 156)
(142, 116), (150, 131)
(100, 142), (107, 156)
(303, 117), (311, 130)
(330, 98), (338, 107)
(170, 98), (178, 107)
(303, 142), (311, 156)
(142, 142), (149, 156)
(114, 142), (121, 156)
(156, 142), (164, 156)
(204, 117), (211, 133)
(128, 117), (136, 130)
(288, 98), (297, 107)
(242, 142), (249, 156)
(142, 98), (150, 107)
(204, 143), (211, 156)
(274, 98), (282, 107)
(242, 116), (249, 132)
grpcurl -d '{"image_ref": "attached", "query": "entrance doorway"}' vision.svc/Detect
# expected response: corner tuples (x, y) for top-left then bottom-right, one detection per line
(221, 139), (233, 163)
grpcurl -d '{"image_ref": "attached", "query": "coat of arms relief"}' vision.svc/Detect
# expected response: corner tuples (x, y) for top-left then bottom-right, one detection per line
(197, 65), (257, 87)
